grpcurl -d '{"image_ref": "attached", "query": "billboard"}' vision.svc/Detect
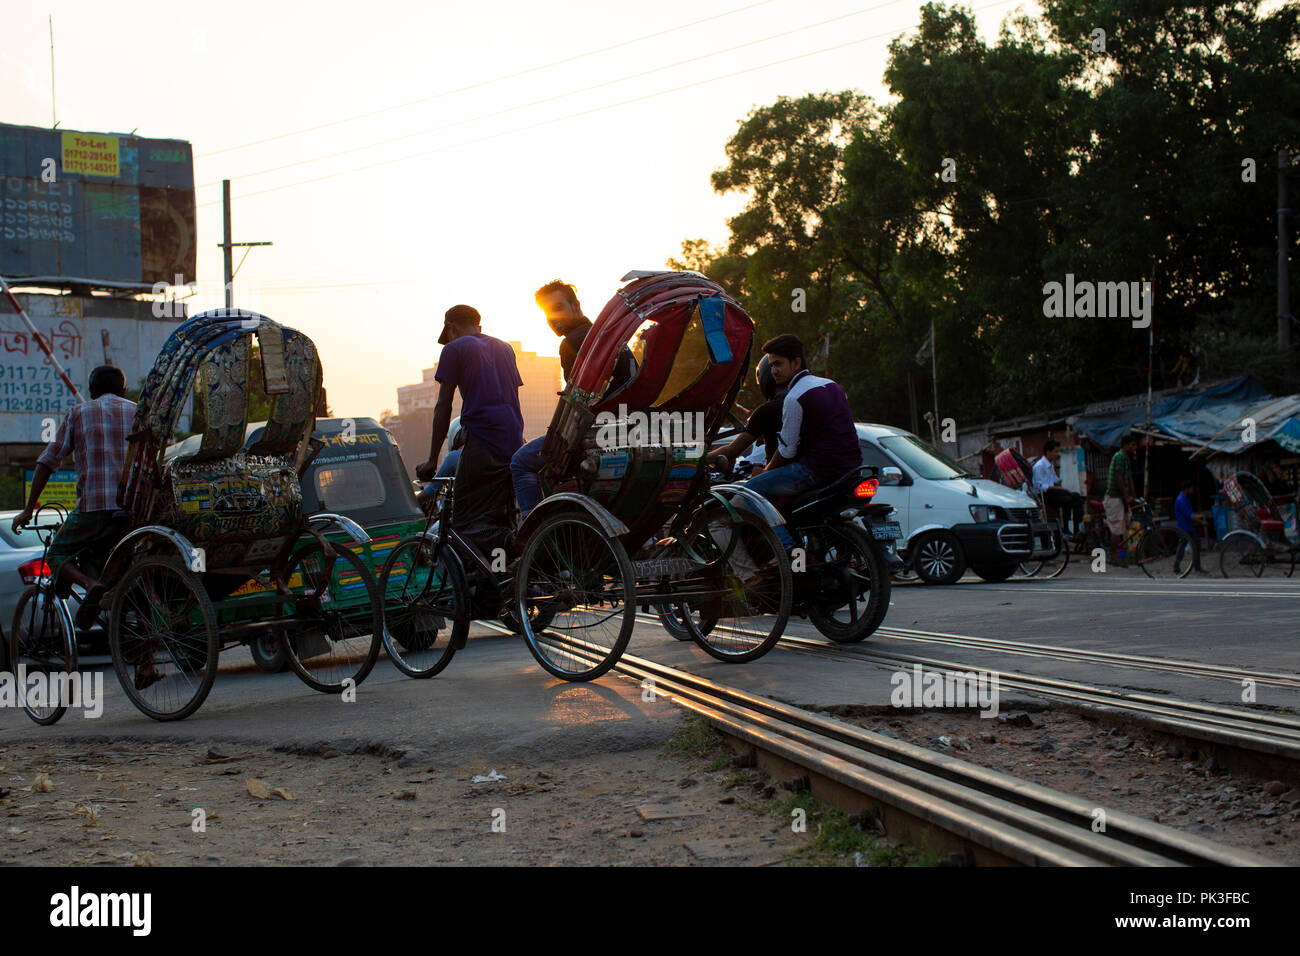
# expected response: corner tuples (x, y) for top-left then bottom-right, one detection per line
(0, 123), (196, 289)
(0, 292), (186, 444)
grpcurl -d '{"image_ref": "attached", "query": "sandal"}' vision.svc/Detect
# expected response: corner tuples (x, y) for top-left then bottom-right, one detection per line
(74, 585), (106, 630)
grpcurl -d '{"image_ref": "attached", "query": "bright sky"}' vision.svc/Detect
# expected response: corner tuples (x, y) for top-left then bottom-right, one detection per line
(2, 0), (1032, 418)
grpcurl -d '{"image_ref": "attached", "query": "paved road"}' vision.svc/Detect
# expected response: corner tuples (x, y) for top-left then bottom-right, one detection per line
(3, 567), (1297, 747)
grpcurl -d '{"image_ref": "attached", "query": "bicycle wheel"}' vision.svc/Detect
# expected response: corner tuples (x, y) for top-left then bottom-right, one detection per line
(1137, 526), (1194, 579)
(379, 536), (468, 678)
(514, 512), (635, 681)
(656, 602), (694, 641)
(10, 585), (77, 725)
(1218, 531), (1266, 579)
(674, 500), (792, 662)
(108, 556), (219, 722)
(280, 540), (384, 693)
(1030, 522), (1070, 579)
(805, 523), (890, 643)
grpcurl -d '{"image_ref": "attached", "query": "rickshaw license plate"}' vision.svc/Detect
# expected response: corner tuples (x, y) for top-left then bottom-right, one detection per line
(871, 521), (903, 540)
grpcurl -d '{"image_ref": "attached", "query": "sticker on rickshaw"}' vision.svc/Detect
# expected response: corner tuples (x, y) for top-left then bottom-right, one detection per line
(1223, 477), (1244, 505)
(597, 453), (629, 479)
(590, 479), (621, 495)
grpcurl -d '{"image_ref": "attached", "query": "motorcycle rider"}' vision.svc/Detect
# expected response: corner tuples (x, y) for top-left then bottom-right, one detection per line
(743, 334), (861, 504)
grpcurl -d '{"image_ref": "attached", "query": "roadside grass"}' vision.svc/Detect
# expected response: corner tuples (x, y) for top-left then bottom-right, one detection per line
(666, 712), (726, 762)
(774, 791), (941, 867)
(667, 712), (939, 867)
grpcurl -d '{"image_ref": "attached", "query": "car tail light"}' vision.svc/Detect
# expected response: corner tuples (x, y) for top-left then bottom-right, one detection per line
(853, 479), (879, 499)
(19, 558), (50, 585)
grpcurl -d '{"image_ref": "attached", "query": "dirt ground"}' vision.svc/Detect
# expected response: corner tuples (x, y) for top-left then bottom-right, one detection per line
(0, 722), (823, 867)
(834, 705), (1300, 864)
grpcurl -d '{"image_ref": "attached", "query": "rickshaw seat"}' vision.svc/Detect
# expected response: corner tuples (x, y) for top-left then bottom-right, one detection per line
(1260, 519), (1283, 534)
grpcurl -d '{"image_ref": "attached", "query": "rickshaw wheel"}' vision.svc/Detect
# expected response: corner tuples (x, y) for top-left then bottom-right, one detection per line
(804, 523), (890, 643)
(108, 556), (219, 722)
(1218, 531), (1266, 579)
(514, 512), (635, 681)
(10, 585), (77, 725)
(379, 537), (469, 678)
(673, 502), (792, 663)
(280, 541), (383, 693)
(1137, 527), (1195, 580)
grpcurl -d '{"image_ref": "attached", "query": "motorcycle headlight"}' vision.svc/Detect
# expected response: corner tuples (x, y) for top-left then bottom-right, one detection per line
(969, 505), (1006, 523)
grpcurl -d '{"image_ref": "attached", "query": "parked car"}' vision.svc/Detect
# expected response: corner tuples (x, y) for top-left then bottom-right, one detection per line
(0, 508), (94, 666)
(165, 416), (425, 671)
(855, 423), (1057, 584)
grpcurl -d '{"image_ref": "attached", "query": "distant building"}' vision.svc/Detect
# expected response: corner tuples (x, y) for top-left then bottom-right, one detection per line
(389, 341), (560, 473)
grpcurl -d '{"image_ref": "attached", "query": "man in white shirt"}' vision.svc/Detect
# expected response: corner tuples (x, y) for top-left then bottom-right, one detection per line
(1032, 439), (1084, 534)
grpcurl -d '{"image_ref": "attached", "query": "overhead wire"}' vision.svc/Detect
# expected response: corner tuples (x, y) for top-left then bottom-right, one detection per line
(195, 0), (919, 189)
(198, 0), (781, 158)
(199, 0), (1019, 208)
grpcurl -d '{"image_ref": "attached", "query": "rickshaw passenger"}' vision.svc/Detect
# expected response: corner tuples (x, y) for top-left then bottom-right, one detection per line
(416, 305), (524, 557)
(13, 365), (135, 628)
(744, 334), (861, 502)
(709, 354), (785, 474)
(511, 279), (634, 519)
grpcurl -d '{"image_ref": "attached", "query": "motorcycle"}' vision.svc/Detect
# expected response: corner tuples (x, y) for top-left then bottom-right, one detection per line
(660, 460), (902, 644)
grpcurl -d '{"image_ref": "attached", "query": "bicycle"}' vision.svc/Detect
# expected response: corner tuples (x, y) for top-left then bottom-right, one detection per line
(8, 504), (80, 725)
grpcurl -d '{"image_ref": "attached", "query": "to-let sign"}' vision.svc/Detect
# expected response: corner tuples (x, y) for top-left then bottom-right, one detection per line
(61, 132), (119, 177)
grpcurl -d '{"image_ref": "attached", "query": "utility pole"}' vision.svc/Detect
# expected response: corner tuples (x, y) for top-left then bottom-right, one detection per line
(219, 180), (272, 310)
(49, 16), (56, 127)
(222, 181), (234, 308)
(930, 318), (939, 446)
(1280, 150), (1293, 349)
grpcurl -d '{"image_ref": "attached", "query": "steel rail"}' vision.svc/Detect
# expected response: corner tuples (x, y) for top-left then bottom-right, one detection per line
(539, 628), (1271, 866)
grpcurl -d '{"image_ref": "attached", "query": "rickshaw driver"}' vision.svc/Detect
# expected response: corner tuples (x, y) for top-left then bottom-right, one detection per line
(415, 305), (525, 559)
(511, 279), (635, 519)
(742, 334), (861, 507)
(13, 365), (136, 632)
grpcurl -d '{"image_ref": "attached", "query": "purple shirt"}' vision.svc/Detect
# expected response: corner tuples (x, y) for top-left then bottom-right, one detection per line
(435, 333), (524, 463)
(776, 369), (862, 481)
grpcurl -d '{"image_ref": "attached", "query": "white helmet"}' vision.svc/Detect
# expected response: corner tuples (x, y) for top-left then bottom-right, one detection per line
(448, 417), (466, 451)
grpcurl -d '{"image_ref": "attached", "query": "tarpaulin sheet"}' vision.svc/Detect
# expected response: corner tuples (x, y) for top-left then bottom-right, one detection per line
(1153, 394), (1300, 454)
(1068, 376), (1269, 449)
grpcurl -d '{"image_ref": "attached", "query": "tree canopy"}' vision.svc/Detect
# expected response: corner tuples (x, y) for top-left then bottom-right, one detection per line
(675, 0), (1300, 432)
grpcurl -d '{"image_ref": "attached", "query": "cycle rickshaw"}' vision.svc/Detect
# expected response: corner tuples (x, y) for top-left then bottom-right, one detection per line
(1218, 471), (1298, 578)
(96, 310), (383, 720)
(379, 271), (794, 682)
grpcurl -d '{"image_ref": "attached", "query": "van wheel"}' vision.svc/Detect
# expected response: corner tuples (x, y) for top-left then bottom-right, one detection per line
(912, 531), (966, 585)
(972, 563), (1017, 583)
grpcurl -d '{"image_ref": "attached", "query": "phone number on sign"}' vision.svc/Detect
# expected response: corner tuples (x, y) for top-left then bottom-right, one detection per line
(0, 396), (75, 413)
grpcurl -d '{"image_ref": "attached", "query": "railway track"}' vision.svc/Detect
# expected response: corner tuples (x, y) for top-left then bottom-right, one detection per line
(545, 630), (1273, 866)
(873, 624), (1300, 691)
(632, 610), (1300, 774)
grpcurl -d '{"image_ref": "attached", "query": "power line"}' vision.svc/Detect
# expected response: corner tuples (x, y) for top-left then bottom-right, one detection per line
(196, 0), (918, 190)
(200, 0), (1019, 208)
(198, 0), (780, 159)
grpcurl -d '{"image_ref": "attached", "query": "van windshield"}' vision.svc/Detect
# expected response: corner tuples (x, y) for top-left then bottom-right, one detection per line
(878, 435), (971, 480)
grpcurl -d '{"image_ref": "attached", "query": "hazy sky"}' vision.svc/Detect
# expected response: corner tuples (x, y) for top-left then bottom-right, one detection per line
(3, 0), (1029, 418)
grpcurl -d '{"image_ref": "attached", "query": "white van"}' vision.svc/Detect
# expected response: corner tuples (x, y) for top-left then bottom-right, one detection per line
(855, 423), (1056, 584)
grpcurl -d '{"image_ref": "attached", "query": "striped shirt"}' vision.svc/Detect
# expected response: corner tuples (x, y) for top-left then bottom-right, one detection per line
(37, 394), (137, 513)
(1105, 449), (1132, 499)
